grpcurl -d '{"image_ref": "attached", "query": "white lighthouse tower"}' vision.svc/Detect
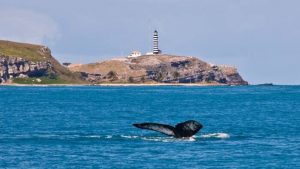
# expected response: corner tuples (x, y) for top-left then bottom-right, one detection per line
(153, 30), (161, 54)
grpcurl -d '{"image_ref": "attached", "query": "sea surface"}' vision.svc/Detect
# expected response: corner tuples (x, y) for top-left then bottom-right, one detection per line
(0, 86), (299, 168)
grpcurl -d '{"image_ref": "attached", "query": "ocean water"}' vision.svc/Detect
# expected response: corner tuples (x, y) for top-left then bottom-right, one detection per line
(0, 86), (299, 169)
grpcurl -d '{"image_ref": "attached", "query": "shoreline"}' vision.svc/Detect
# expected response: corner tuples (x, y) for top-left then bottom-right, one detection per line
(0, 83), (297, 87)
(0, 83), (230, 87)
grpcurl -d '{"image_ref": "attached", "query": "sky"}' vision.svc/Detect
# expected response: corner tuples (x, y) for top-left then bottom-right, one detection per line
(0, 0), (299, 84)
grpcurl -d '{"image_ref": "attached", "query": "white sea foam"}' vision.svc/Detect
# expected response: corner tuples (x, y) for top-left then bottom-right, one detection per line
(120, 135), (199, 142)
(186, 137), (196, 142)
(34, 134), (60, 138)
(85, 135), (101, 138)
(121, 135), (172, 142)
(117, 133), (229, 142)
(200, 133), (230, 139)
(105, 135), (112, 139)
(141, 137), (174, 142)
(141, 136), (196, 142)
(121, 135), (139, 139)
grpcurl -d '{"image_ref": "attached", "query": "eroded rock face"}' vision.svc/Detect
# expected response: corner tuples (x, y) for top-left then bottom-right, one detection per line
(142, 57), (247, 85)
(80, 72), (102, 83)
(68, 54), (248, 85)
(0, 56), (52, 83)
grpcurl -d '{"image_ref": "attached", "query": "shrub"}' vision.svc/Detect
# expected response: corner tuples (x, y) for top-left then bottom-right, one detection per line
(128, 76), (134, 83)
(106, 71), (118, 81)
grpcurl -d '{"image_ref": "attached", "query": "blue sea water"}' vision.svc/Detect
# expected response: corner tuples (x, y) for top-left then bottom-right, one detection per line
(0, 86), (299, 169)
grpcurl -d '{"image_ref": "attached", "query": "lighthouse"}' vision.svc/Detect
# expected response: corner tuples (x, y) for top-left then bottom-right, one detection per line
(153, 30), (161, 54)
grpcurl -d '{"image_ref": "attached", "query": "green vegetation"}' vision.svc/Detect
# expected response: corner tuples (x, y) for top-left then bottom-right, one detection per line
(172, 71), (180, 79)
(128, 76), (134, 83)
(12, 77), (70, 84)
(106, 71), (118, 81)
(140, 76), (145, 82)
(155, 72), (164, 82)
(0, 40), (50, 62)
(47, 57), (85, 84)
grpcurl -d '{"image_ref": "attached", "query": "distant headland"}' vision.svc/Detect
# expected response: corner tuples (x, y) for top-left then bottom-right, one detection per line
(0, 31), (247, 85)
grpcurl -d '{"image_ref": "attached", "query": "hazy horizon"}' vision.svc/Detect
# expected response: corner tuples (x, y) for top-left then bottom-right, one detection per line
(0, 0), (299, 84)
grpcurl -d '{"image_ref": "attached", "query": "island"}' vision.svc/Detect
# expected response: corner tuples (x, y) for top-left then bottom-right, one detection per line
(0, 40), (247, 86)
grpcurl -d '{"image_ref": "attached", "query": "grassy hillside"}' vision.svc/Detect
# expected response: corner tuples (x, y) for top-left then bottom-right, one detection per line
(0, 40), (85, 84)
(0, 40), (50, 62)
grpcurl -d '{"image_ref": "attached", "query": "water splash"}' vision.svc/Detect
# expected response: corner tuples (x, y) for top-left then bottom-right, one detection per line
(84, 135), (101, 138)
(199, 133), (230, 139)
(120, 135), (139, 139)
(105, 135), (112, 139)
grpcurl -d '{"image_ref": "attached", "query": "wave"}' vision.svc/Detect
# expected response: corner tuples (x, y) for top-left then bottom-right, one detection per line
(119, 133), (230, 142)
(83, 135), (101, 138)
(2, 133), (230, 142)
(198, 133), (230, 139)
(121, 135), (196, 142)
(120, 135), (139, 139)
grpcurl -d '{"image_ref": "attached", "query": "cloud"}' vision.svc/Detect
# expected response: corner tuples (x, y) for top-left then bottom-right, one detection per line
(0, 8), (60, 45)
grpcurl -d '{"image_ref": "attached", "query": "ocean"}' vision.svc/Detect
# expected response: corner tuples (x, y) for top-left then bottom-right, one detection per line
(0, 86), (299, 168)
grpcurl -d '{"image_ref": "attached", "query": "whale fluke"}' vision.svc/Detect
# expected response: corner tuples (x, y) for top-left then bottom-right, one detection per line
(133, 123), (176, 136)
(133, 120), (203, 138)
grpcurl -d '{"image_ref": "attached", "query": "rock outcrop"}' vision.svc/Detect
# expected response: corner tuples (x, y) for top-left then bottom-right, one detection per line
(69, 54), (248, 85)
(0, 40), (84, 84)
(0, 56), (52, 83)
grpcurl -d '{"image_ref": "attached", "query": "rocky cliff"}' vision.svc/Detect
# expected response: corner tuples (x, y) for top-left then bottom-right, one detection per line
(0, 40), (83, 84)
(0, 57), (51, 83)
(69, 54), (248, 85)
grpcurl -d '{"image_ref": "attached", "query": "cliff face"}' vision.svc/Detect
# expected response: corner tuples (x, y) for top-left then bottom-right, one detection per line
(0, 57), (51, 83)
(69, 54), (248, 85)
(0, 40), (83, 84)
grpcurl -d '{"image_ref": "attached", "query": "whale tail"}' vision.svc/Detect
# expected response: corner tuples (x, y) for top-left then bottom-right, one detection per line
(133, 123), (176, 136)
(133, 120), (203, 138)
(174, 120), (203, 137)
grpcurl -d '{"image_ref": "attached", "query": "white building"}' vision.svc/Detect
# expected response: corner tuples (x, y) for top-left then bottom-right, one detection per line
(145, 52), (154, 55)
(128, 50), (141, 58)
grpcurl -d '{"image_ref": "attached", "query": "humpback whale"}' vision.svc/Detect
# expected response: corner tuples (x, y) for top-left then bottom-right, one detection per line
(133, 120), (203, 138)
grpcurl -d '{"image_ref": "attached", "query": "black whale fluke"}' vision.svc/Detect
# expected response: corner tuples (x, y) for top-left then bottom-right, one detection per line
(133, 120), (203, 138)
